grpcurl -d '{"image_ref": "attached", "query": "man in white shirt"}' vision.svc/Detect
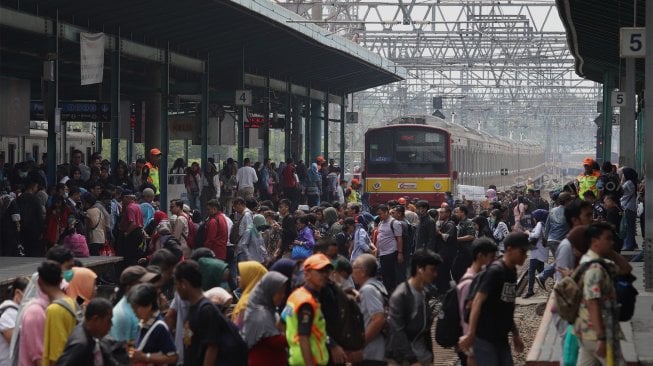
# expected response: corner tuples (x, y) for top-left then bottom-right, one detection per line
(235, 158), (258, 199)
(376, 204), (404, 295)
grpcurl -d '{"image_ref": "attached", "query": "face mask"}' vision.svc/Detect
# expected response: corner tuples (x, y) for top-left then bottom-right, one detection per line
(63, 269), (74, 282)
(18, 171), (27, 178)
(63, 192), (69, 199)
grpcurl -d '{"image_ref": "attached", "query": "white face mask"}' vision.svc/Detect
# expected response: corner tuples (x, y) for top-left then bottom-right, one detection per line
(63, 192), (69, 199)
(18, 171), (28, 178)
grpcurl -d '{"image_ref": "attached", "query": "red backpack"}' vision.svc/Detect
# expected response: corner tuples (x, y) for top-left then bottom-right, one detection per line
(183, 213), (198, 249)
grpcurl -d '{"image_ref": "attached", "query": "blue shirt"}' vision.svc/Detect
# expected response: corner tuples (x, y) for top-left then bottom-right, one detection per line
(544, 205), (569, 242)
(109, 296), (139, 342)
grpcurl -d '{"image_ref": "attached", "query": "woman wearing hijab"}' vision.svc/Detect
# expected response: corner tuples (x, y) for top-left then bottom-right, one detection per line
(620, 167), (639, 250)
(191, 248), (231, 291)
(291, 216), (315, 260)
(242, 272), (289, 366)
(523, 209), (549, 298)
(64, 266), (97, 306)
(269, 258), (298, 308)
(304, 163), (322, 207)
(231, 261), (268, 329)
(241, 214), (269, 264)
(351, 212), (377, 262)
(472, 216), (493, 240)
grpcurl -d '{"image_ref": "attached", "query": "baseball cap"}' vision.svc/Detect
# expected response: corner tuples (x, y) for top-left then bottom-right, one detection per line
(582, 157), (594, 166)
(150, 148), (162, 156)
(303, 254), (334, 271)
(120, 265), (161, 287)
(397, 197), (407, 205)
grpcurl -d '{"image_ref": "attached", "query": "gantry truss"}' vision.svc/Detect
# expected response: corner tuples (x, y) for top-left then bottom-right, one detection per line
(276, 0), (602, 154)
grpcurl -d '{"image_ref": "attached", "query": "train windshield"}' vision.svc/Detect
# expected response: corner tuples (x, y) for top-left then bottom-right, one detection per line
(367, 128), (448, 175)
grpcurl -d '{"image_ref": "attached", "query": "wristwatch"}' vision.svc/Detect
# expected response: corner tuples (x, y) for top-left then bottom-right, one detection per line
(146, 353), (152, 361)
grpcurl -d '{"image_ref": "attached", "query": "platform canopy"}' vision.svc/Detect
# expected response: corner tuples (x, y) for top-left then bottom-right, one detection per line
(2, 0), (405, 95)
(556, 0), (645, 87)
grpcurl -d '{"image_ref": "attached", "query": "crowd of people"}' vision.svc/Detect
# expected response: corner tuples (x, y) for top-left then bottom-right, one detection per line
(0, 151), (646, 366)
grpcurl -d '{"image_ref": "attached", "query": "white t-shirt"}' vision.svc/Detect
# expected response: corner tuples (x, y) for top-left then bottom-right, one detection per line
(376, 218), (402, 256)
(236, 166), (258, 189)
(0, 300), (19, 366)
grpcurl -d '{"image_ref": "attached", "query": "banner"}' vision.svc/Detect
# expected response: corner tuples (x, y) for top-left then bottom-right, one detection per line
(80, 32), (106, 85)
(457, 184), (486, 201)
(0, 77), (30, 137)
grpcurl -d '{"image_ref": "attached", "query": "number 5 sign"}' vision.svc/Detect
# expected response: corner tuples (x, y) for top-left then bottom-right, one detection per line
(620, 27), (646, 58)
(235, 90), (252, 106)
(612, 90), (626, 107)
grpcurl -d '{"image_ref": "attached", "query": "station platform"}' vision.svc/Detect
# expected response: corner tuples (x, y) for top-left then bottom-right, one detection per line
(0, 256), (123, 295)
(527, 258), (653, 365)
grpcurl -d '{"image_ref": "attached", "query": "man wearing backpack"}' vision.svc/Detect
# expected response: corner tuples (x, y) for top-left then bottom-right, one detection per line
(574, 222), (624, 365)
(352, 253), (388, 366)
(455, 238), (498, 366)
(376, 204), (404, 295)
(282, 254), (333, 366)
(387, 249), (441, 366)
(458, 233), (529, 366)
(204, 199), (229, 261)
(39, 260), (80, 366)
(174, 260), (247, 366)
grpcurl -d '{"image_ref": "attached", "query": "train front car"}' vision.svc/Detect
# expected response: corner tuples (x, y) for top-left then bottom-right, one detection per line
(364, 124), (451, 208)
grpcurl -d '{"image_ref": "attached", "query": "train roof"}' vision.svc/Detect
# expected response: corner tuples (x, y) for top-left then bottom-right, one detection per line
(386, 114), (542, 150)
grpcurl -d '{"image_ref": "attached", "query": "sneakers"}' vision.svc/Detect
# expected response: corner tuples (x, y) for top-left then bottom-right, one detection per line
(535, 275), (546, 291)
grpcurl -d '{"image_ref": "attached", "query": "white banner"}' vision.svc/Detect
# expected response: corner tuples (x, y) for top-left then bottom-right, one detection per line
(457, 184), (486, 201)
(80, 32), (105, 85)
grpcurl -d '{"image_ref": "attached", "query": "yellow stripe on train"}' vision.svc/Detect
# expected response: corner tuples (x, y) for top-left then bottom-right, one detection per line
(365, 178), (451, 193)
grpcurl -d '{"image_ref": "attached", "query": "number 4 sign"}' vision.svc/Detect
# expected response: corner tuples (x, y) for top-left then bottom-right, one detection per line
(235, 90), (252, 106)
(620, 27), (646, 58)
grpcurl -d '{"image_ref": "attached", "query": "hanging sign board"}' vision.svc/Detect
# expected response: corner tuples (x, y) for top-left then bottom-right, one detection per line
(80, 32), (106, 85)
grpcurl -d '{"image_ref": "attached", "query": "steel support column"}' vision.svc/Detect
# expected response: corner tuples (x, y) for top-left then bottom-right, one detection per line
(201, 56), (209, 172)
(159, 48), (170, 212)
(45, 33), (58, 187)
(285, 83), (292, 161)
(263, 76), (270, 161)
(636, 108), (645, 175)
(110, 40), (120, 171)
(323, 95), (329, 159)
(305, 91), (312, 164)
(600, 72), (614, 164)
(621, 58), (636, 168)
(340, 94), (346, 174)
(310, 98), (322, 162)
(643, 3), (653, 290)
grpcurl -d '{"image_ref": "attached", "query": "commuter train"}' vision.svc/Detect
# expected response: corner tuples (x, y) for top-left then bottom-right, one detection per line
(0, 122), (96, 166)
(364, 115), (545, 207)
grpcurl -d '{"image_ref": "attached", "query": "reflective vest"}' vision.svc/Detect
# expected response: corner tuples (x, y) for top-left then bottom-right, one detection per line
(282, 286), (328, 366)
(578, 172), (599, 198)
(144, 162), (160, 195)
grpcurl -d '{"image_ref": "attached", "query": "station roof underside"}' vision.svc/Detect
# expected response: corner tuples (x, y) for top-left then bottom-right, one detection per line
(0, 0), (405, 97)
(556, 0), (646, 86)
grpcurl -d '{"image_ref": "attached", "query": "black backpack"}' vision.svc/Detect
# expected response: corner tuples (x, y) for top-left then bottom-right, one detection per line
(435, 274), (473, 348)
(390, 218), (417, 255)
(199, 299), (247, 365)
(195, 218), (208, 249)
(463, 260), (505, 323)
(325, 282), (366, 351)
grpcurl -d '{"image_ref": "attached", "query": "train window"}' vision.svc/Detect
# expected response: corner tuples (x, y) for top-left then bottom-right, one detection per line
(368, 130), (394, 163)
(395, 131), (445, 164)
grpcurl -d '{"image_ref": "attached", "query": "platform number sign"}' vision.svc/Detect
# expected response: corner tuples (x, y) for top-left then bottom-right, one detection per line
(620, 27), (646, 58)
(235, 90), (252, 106)
(611, 90), (626, 107)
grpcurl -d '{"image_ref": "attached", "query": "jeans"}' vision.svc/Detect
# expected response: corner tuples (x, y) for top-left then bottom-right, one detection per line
(188, 191), (200, 212)
(527, 258), (544, 294)
(539, 240), (560, 282)
(472, 337), (513, 366)
(623, 209), (638, 250)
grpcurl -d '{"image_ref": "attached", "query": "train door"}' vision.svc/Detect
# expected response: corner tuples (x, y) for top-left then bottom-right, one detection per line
(86, 147), (93, 164)
(32, 144), (40, 165)
(69, 147), (76, 164)
(8, 143), (16, 165)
